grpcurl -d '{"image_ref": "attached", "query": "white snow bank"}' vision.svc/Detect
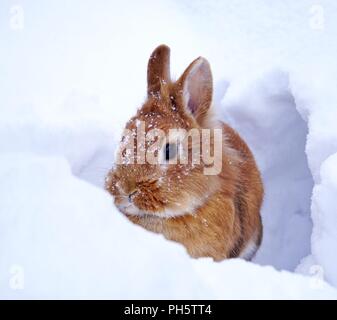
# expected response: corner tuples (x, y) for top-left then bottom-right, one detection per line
(0, 154), (336, 299)
(289, 65), (337, 287)
(309, 154), (337, 287)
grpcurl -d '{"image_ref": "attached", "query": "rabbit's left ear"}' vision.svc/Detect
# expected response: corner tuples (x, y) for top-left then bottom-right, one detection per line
(147, 45), (171, 97)
(177, 57), (213, 124)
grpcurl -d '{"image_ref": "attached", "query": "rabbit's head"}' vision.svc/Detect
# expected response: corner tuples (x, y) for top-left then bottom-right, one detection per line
(106, 45), (230, 218)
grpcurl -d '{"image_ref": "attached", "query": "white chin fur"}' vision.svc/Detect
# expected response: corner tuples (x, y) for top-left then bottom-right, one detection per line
(122, 204), (191, 218)
(122, 194), (208, 218)
(122, 204), (145, 216)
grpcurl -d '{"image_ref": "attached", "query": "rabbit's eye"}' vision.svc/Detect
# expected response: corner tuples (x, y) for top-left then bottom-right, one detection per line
(165, 143), (177, 161)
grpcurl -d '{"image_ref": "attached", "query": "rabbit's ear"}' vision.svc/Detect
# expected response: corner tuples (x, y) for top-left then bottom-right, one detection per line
(178, 57), (213, 123)
(147, 45), (171, 96)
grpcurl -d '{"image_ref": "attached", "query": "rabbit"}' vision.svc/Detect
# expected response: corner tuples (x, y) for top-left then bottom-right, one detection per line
(105, 45), (264, 261)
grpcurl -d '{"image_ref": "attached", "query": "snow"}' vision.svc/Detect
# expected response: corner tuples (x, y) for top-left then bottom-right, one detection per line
(1, 0), (337, 298)
(0, 154), (336, 299)
(310, 154), (337, 286)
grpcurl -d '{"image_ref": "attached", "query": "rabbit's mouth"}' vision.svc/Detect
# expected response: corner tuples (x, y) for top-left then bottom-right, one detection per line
(119, 202), (145, 217)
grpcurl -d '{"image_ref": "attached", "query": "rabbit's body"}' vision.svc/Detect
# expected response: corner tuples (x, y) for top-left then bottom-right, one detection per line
(127, 123), (263, 261)
(106, 45), (263, 261)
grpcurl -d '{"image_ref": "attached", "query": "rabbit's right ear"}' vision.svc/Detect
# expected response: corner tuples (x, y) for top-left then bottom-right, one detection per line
(147, 45), (171, 97)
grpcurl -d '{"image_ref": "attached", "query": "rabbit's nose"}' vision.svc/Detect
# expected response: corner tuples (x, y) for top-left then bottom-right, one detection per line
(128, 190), (138, 203)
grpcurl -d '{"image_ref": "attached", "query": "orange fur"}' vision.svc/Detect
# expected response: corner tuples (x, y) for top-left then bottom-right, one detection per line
(106, 45), (263, 261)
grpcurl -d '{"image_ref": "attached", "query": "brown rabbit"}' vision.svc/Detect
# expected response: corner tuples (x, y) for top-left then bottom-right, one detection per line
(105, 45), (263, 261)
